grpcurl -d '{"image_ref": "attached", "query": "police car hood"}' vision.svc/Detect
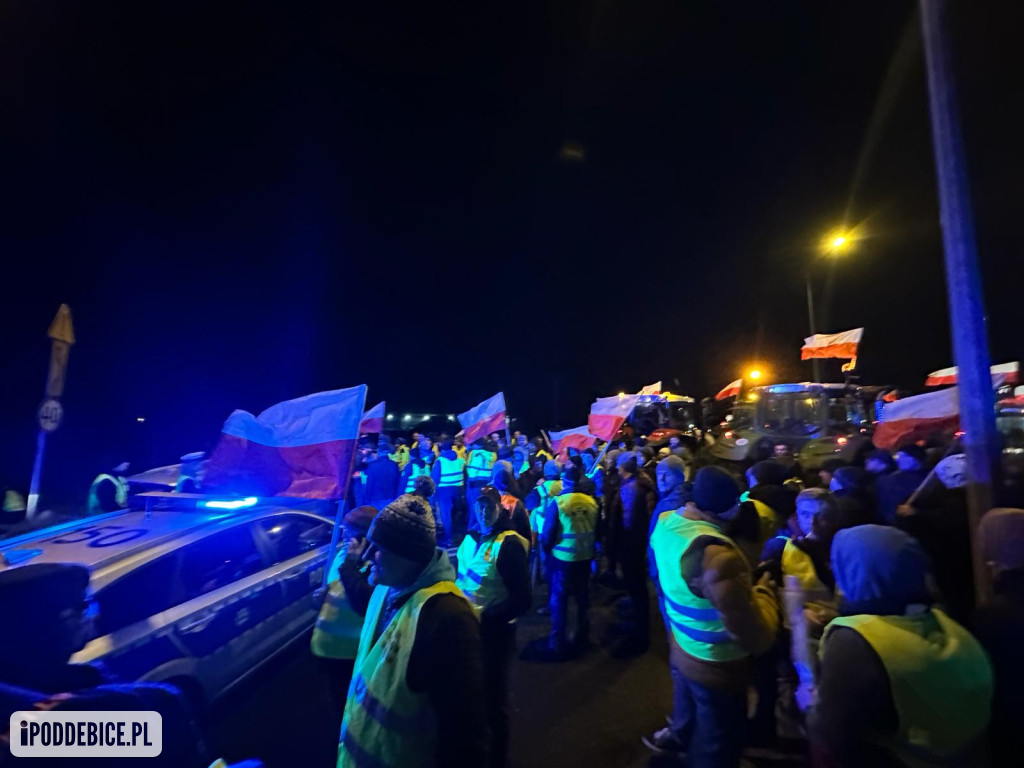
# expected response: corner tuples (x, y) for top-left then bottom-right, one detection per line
(832, 525), (931, 616)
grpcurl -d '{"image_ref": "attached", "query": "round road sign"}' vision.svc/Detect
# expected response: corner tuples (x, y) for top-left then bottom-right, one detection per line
(38, 399), (64, 432)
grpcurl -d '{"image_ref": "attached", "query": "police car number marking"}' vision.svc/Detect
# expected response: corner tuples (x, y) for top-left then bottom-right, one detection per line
(44, 524), (148, 548)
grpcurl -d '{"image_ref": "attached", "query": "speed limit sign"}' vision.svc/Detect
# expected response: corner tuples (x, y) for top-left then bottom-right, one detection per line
(38, 399), (64, 432)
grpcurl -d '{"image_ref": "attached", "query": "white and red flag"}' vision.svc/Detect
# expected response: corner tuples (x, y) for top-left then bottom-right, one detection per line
(458, 392), (508, 445)
(359, 401), (386, 434)
(872, 386), (959, 450)
(588, 394), (640, 441)
(801, 328), (863, 360)
(548, 425), (597, 454)
(715, 379), (742, 401)
(925, 361), (1019, 387)
(638, 381), (663, 396)
(205, 385), (368, 499)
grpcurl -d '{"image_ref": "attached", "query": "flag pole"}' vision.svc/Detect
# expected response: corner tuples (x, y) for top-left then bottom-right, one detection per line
(320, 437), (362, 591)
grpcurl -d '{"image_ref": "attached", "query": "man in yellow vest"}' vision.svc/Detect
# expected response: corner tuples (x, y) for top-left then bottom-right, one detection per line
(465, 439), (497, 529)
(336, 494), (487, 767)
(87, 462), (130, 515)
(645, 466), (780, 764)
(431, 440), (466, 547)
(525, 465), (598, 661)
(456, 486), (530, 768)
(806, 525), (992, 767)
(311, 505), (377, 710)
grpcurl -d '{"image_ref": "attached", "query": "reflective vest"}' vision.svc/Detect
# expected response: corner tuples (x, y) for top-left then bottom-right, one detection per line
(466, 450), (495, 482)
(404, 463), (427, 494)
(3, 490), (26, 513)
(781, 540), (833, 605)
(435, 456), (465, 488)
(530, 480), (562, 534)
(87, 474), (128, 514)
(311, 549), (364, 660)
(338, 581), (467, 768)
(551, 493), (597, 562)
(823, 609), (993, 767)
(749, 499), (779, 548)
(650, 512), (747, 662)
(455, 530), (529, 613)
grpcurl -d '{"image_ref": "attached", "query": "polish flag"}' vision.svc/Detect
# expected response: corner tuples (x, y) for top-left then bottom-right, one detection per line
(638, 381), (663, 396)
(925, 362), (1019, 387)
(548, 425), (597, 454)
(458, 392), (507, 445)
(801, 328), (864, 360)
(715, 379), (742, 401)
(872, 387), (959, 450)
(205, 385), (368, 499)
(359, 401), (386, 434)
(588, 394), (640, 441)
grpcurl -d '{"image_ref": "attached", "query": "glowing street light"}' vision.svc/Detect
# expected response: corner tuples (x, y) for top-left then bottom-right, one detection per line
(747, 369), (762, 381)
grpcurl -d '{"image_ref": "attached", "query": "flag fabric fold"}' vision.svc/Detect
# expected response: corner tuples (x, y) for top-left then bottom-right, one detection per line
(588, 394), (640, 441)
(801, 328), (864, 360)
(205, 385), (368, 499)
(715, 379), (742, 401)
(548, 425), (597, 454)
(359, 401), (386, 434)
(638, 381), (663, 396)
(872, 387), (959, 450)
(925, 362), (1019, 387)
(458, 392), (507, 445)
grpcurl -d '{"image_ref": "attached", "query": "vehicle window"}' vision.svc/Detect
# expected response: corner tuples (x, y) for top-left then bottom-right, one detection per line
(257, 515), (332, 566)
(95, 552), (182, 636)
(180, 526), (265, 600)
(761, 395), (821, 436)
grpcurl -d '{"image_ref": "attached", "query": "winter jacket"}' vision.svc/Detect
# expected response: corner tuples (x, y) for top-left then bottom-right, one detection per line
(363, 456), (401, 507)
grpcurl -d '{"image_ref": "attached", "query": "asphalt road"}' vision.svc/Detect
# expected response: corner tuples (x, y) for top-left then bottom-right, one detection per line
(209, 581), (802, 768)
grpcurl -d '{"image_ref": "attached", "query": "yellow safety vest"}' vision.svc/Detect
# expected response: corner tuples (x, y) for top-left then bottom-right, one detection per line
(466, 450), (496, 482)
(338, 581), (467, 768)
(390, 446), (410, 472)
(749, 499), (780, 549)
(3, 490), (26, 513)
(455, 530), (529, 613)
(87, 474), (128, 514)
(311, 550), (364, 660)
(435, 456), (465, 488)
(650, 512), (747, 662)
(403, 463), (427, 494)
(781, 540), (833, 604)
(551, 493), (598, 562)
(823, 609), (993, 767)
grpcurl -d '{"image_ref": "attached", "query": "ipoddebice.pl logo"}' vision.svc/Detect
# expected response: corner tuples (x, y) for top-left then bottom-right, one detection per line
(10, 711), (162, 757)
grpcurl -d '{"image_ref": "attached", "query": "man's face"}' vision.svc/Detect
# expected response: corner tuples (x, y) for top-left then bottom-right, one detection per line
(774, 444), (789, 458)
(818, 469), (833, 488)
(476, 498), (502, 532)
(421, 437), (433, 450)
(516, 434), (527, 447)
(366, 544), (420, 587)
(895, 451), (919, 472)
(669, 436), (680, 449)
(796, 501), (817, 537)
(656, 464), (676, 494)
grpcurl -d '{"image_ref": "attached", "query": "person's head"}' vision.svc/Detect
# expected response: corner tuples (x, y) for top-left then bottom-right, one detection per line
(796, 488), (840, 540)
(342, 505), (378, 540)
(979, 508), (1024, 583)
(516, 434), (527, 447)
(411, 431), (421, 443)
(668, 435), (681, 450)
(365, 494), (436, 587)
(617, 440), (627, 451)
(475, 485), (504, 533)
(0, 564), (95, 672)
(832, 525), (932, 615)
(493, 433), (505, 448)
(603, 449), (620, 470)
(420, 435), (433, 451)
(746, 460), (785, 490)
(895, 444), (926, 472)
(491, 460), (514, 493)
(773, 444), (790, 459)
(818, 458), (847, 488)
(691, 466), (740, 519)
(439, 440), (453, 453)
(934, 454), (967, 489)
(580, 451), (596, 473)
(830, 465), (868, 494)
(616, 451), (637, 480)
(561, 464), (581, 490)
(865, 449), (896, 475)
(543, 459), (560, 480)
(656, 455), (687, 495)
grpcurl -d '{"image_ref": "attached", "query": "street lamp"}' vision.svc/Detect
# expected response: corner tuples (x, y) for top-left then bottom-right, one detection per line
(807, 228), (856, 381)
(747, 368), (762, 381)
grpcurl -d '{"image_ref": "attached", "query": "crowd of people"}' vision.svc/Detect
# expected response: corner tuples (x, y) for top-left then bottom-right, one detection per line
(2, 426), (1021, 768)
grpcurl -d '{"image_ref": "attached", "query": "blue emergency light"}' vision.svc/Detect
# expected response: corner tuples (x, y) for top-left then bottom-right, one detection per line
(202, 497), (259, 510)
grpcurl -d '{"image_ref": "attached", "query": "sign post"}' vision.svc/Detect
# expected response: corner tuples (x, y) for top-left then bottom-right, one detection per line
(26, 305), (75, 517)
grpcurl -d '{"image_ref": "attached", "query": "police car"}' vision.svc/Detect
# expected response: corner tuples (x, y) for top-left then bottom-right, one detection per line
(0, 493), (336, 711)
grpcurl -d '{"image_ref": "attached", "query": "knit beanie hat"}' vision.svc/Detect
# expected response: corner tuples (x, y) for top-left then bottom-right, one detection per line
(343, 505), (378, 538)
(543, 460), (560, 479)
(367, 494), (436, 564)
(692, 466), (740, 516)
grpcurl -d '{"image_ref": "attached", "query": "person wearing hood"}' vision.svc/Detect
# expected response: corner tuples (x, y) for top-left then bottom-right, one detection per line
(338, 494), (487, 767)
(972, 508), (1024, 764)
(491, 460), (531, 542)
(431, 440), (466, 547)
(645, 466), (780, 763)
(829, 465), (876, 527)
(528, 465), (599, 661)
(456, 486), (530, 768)
(806, 525), (992, 768)
(614, 451), (655, 657)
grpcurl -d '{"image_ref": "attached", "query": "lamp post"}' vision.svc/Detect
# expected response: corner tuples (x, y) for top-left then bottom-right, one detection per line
(806, 232), (853, 382)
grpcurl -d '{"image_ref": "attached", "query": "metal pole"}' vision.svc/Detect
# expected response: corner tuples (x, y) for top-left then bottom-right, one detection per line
(25, 430), (47, 516)
(920, 0), (998, 602)
(321, 499), (348, 591)
(806, 274), (822, 382)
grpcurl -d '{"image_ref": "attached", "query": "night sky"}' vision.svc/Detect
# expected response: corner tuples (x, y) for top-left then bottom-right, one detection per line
(2, 2), (1022, 500)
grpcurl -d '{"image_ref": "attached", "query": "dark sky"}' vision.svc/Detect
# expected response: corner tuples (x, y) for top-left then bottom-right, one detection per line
(2, 1), (1022, 498)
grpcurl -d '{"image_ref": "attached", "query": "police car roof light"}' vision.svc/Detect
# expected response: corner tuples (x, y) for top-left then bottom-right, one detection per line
(202, 497), (259, 510)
